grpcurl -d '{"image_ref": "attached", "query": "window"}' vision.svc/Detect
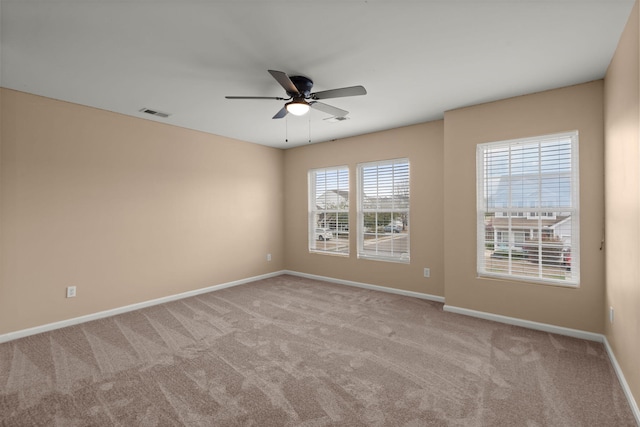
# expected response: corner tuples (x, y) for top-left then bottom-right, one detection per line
(308, 166), (349, 255)
(477, 131), (579, 286)
(357, 158), (410, 262)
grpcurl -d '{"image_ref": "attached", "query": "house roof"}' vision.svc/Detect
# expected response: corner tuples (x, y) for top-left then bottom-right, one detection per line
(0, 1), (634, 148)
(489, 173), (571, 209)
(315, 190), (349, 209)
(321, 190), (349, 200)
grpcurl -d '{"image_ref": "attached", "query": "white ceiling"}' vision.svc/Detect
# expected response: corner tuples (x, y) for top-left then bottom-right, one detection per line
(0, 0), (635, 149)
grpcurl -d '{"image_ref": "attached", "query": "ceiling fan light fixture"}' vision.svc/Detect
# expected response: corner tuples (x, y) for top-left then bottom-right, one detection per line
(285, 99), (310, 116)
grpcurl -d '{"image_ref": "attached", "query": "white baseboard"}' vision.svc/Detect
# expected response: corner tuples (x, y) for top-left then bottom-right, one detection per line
(442, 304), (604, 342)
(0, 271), (285, 344)
(283, 270), (446, 303)
(603, 337), (640, 426)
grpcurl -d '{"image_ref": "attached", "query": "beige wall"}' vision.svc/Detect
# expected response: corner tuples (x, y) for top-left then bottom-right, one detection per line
(605, 0), (640, 411)
(284, 122), (445, 297)
(443, 81), (606, 333)
(0, 89), (285, 334)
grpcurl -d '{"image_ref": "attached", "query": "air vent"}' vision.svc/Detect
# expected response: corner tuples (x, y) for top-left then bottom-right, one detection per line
(139, 108), (171, 118)
(323, 116), (350, 123)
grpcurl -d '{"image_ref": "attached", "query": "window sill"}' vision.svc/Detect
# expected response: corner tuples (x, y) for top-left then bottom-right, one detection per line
(477, 271), (580, 288)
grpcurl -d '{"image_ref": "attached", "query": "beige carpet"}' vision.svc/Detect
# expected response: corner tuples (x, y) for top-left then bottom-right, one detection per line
(0, 274), (635, 426)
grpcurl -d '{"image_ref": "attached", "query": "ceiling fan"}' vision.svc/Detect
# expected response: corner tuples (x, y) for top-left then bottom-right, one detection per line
(225, 70), (367, 119)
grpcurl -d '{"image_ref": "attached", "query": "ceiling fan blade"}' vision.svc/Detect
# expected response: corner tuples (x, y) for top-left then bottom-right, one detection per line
(268, 70), (299, 94)
(225, 96), (288, 100)
(272, 107), (288, 119)
(310, 101), (349, 117)
(311, 85), (367, 100)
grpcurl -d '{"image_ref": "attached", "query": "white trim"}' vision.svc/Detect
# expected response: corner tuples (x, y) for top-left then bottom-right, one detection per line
(443, 304), (603, 342)
(0, 271), (284, 344)
(603, 337), (640, 425)
(283, 270), (445, 303)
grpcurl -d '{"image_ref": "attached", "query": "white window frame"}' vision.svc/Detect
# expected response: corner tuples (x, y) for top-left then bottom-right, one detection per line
(477, 131), (580, 286)
(357, 158), (410, 263)
(308, 166), (350, 256)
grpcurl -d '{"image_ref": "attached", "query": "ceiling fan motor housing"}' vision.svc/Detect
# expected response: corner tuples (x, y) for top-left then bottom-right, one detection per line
(289, 76), (314, 98)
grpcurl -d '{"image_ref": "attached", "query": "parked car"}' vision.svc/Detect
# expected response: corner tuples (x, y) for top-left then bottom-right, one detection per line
(315, 228), (333, 241)
(384, 224), (402, 233)
(562, 248), (571, 271)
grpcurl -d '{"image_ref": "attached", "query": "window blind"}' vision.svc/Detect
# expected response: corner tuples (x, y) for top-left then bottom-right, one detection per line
(477, 131), (580, 286)
(357, 158), (410, 263)
(308, 166), (350, 255)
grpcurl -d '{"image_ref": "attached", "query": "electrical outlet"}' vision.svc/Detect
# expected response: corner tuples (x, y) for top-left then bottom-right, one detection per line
(423, 268), (430, 278)
(267, 253), (272, 262)
(609, 306), (614, 323)
(66, 286), (77, 298)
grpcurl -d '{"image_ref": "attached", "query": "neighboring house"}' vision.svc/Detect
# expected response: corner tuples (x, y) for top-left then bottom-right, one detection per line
(486, 173), (572, 249)
(550, 216), (572, 245)
(486, 215), (572, 248)
(315, 190), (349, 209)
(315, 190), (349, 230)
